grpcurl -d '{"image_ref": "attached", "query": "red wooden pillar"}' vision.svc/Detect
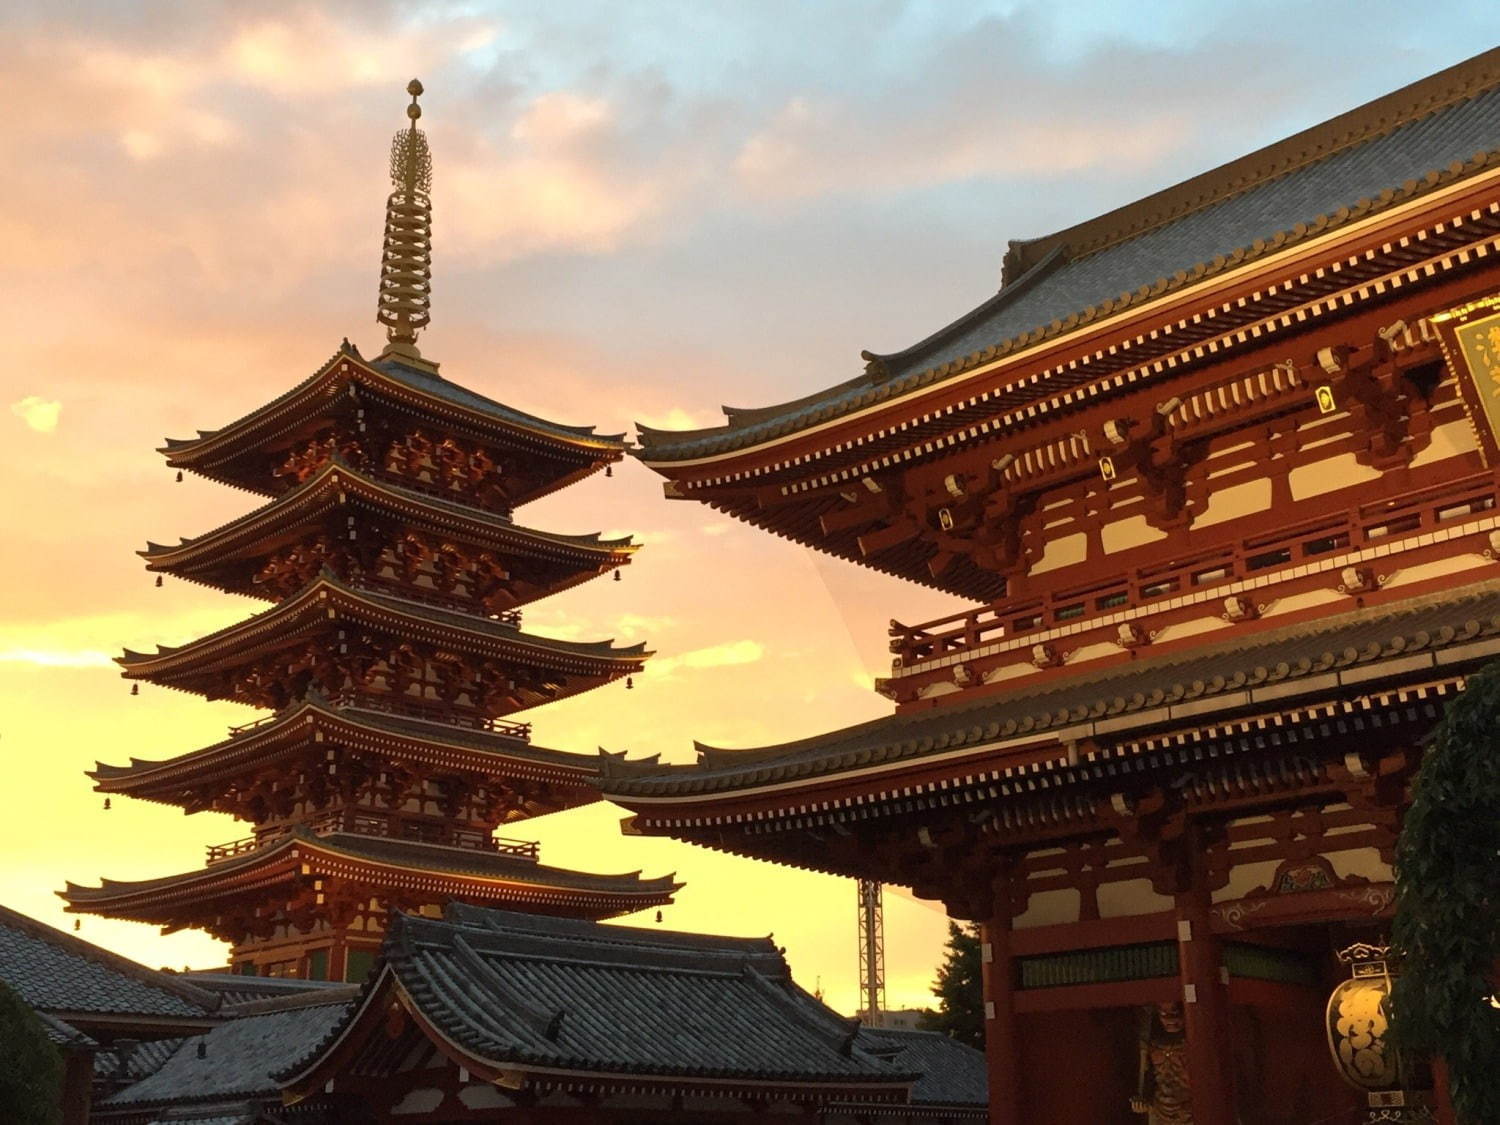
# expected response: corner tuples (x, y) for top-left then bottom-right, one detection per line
(1175, 888), (1235, 1125)
(1432, 1057), (1457, 1125)
(981, 881), (1021, 1125)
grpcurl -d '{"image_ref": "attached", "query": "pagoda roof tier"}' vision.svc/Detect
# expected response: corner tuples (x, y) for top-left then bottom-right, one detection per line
(160, 343), (624, 505)
(118, 572), (649, 708)
(60, 829), (680, 928)
(599, 578), (1500, 807)
(634, 49), (1500, 466)
(139, 458), (635, 601)
(88, 695), (602, 810)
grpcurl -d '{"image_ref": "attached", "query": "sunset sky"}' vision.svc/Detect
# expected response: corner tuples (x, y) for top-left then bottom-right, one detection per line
(5, 2), (1499, 1013)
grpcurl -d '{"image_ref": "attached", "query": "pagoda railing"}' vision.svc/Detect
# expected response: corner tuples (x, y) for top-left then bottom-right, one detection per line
(227, 713), (280, 738)
(332, 691), (533, 742)
(371, 465), (514, 521)
(357, 573), (524, 628)
(206, 810), (540, 865)
(888, 468), (1500, 669)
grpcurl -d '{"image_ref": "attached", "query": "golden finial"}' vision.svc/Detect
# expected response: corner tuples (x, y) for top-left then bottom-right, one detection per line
(377, 79), (436, 368)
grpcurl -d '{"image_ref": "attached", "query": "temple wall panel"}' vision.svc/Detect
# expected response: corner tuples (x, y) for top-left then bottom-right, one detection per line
(1326, 845), (1391, 884)
(1410, 415), (1479, 468)
(1096, 878), (1173, 919)
(1288, 452), (1383, 500)
(1194, 477), (1271, 529)
(1099, 513), (1167, 555)
(1383, 551), (1490, 591)
(1213, 860), (1282, 904)
(1013, 888), (1078, 929)
(1029, 530), (1089, 575)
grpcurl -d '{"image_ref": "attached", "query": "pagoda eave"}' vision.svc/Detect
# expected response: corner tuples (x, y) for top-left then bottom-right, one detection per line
(88, 698), (603, 807)
(139, 460), (637, 597)
(117, 575), (650, 683)
(59, 832), (679, 933)
(161, 349), (626, 507)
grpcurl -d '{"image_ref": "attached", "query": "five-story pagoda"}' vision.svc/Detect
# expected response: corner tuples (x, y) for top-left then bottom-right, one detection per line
(62, 81), (677, 982)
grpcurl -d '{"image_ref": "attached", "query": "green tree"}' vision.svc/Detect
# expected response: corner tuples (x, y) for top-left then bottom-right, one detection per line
(1391, 663), (1500, 1124)
(0, 980), (63, 1125)
(917, 921), (984, 1049)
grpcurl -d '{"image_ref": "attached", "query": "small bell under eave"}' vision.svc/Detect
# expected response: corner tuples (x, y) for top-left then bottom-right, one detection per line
(130, 684), (139, 696)
(655, 910), (663, 924)
(73, 919), (80, 931)
(103, 798), (111, 811)
(625, 676), (634, 690)
(613, 569), (621, 582)
(175, 470), (183, 482)
(155, 575), (163, 587)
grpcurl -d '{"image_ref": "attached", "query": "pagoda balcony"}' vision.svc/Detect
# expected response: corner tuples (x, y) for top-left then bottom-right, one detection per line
(328, 692), (534, 742)
(368, 463), (514, 520)
(354, 573), (524, 628)
(205, 810), (541, 865)
(225, 695), (534, 743)
(888, 469), (1500, 672)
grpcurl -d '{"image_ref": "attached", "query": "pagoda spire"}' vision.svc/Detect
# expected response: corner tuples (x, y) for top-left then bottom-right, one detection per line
(377, 79), (435, 369)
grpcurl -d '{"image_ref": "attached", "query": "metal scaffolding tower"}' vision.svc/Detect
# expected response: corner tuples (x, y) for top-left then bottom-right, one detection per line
(856, 878), (885, 1027)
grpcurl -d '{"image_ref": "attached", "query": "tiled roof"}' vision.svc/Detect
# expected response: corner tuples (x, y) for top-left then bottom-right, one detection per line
(96, 1037), (185, 1083)
(287, 905), (911, 1089)
(36, 1009), (97, 1049)
(161, 343), (623, 461)
(373, 357), (624, 445)
(103, 997), (352, 1110)
(90, 695), (601, 793)
(140, 458), (636, 568)
(63, 827), (678, 909)
(118, 572), (649, 671)
(0, 905), (216, 1019)
(600, 580), (1500, 799)
(183, 972), (347, 1009)
(637, 49), (1500, 461)
(855, 1029), (988, 1106)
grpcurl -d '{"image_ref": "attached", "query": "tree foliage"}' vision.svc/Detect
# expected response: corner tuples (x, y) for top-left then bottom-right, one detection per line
(0, 979), (63, 1125)
(917, 921), (984, 1049)
(1390, 662), (1500, 1124)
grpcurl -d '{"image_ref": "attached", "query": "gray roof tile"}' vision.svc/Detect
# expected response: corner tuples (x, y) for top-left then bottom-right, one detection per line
(856, 1028), (988, 1106)
(0, 905), (215, 1019)
(104, 999), (351, 1109)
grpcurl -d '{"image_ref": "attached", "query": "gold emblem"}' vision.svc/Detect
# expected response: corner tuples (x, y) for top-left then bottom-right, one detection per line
(1432, 293), (1500, 466)
(1098, 455), (1117, 482)
(1315, 385), (1337, 414)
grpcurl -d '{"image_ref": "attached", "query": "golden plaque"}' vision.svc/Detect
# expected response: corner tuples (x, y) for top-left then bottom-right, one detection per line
(1433, 293), (1500, 467)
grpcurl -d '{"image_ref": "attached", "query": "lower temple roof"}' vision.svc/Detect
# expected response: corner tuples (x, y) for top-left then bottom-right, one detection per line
(0, 904), (217, 1023)
(599, 578), (1500, 802)
(100, 991), (354, 1117)
(282, 904), (920, 1094)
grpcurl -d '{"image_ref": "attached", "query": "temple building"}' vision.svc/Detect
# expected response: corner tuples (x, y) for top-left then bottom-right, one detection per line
(61, 80), (676, 982)
(601, 49), (1500, 1124)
